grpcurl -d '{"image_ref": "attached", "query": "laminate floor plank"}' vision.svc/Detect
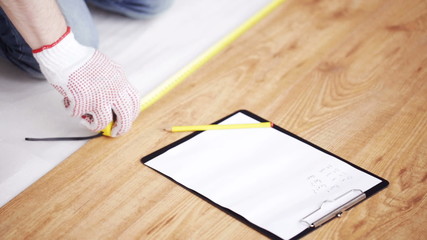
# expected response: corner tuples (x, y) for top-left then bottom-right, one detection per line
(1, 0), (426, 239)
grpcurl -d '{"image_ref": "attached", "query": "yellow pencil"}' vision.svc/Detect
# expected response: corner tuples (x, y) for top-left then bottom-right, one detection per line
(166, 122), (273, 132)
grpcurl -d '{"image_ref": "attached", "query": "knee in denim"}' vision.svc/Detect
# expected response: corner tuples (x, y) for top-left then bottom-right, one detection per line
(122, 0), (173, 19)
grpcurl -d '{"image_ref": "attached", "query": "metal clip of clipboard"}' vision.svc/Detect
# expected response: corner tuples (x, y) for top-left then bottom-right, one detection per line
(300, 189), (366, 228)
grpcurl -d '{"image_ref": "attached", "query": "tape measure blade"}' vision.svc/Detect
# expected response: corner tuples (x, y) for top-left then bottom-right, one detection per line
(139, 0), (287, 112)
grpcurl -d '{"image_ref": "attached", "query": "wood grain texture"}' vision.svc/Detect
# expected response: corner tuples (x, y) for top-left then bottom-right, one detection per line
(1, 0), (426, 239)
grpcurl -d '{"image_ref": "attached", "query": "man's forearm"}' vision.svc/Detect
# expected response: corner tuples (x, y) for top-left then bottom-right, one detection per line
(0, 0), (67, 49)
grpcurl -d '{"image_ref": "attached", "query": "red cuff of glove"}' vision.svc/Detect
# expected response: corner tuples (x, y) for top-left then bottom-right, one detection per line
(32, 26), (71, 53)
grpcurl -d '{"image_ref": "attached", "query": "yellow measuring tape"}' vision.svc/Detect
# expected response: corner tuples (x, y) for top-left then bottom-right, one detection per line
(102, 0), (287, 136)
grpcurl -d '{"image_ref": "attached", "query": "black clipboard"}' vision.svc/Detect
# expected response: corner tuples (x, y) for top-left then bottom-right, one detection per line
(141, 110), (389, 240)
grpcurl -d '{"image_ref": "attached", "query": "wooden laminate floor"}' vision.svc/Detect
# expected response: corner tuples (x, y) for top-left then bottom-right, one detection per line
(1, 0), (426, 239)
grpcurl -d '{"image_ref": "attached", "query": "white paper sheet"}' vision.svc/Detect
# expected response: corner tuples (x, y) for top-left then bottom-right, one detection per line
(144, 112), (383, 240)
(0, 0), (272, 207)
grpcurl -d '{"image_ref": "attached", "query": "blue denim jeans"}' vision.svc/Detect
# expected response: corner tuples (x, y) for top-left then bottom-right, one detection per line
(0, 0), (172, 78)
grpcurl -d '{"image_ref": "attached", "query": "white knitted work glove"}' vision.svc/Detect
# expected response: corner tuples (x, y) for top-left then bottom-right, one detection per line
(33, 27), (140, 137)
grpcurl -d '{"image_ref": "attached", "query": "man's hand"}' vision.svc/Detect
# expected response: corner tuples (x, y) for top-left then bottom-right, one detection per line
(1, 0), (140, 136)
(33, 27), (140, 137)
